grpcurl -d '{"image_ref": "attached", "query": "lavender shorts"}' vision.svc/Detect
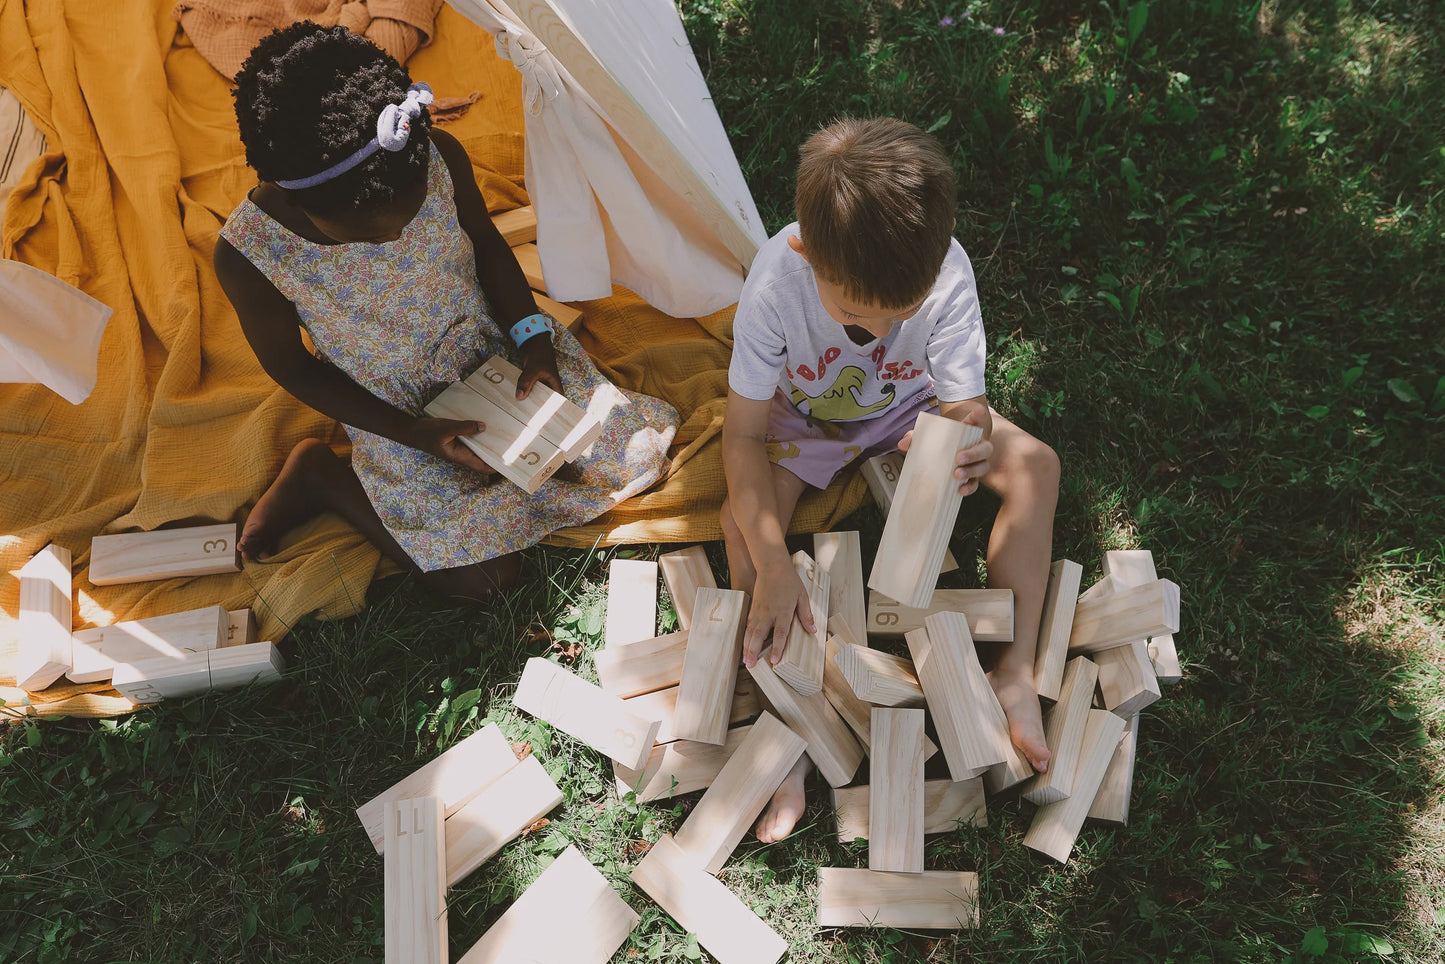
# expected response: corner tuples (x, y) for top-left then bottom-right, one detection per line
(764, 385), (939, 489)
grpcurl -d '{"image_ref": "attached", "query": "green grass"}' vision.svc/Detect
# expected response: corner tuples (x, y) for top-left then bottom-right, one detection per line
(4, 0), (1444, 961)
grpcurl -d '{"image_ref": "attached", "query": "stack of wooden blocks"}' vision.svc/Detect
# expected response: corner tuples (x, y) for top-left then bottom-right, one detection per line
(12, 525), (284, 706)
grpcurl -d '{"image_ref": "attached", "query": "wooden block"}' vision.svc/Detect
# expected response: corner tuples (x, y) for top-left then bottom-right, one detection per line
(491, 204), (536, 245)
(511, 242), (546, 292)
(906, 615), (1001, 780)
(814, 531), (866, 643)
(225, 608), (257, 646)
(867, 413), (982, 608)
(67, 627), (112, 684)
(384, 796), (446, 964)
(458, 845), (638, 964)
(605, 559), (657, 648)
(465, 357), (604, 461)
(1034, 560), (1083, 702)
(822, 625), (938, 762)
(673, 588), (747, 744)
(1095, 639), (1161, 717)
(17, 545), (73, 691)
(1100, 549), (1158, 584)
(868, 708), (925, 873)
(673, 713), (808, 873)
(747, 651), (864, 788)
(833, 778), (986, 841)
(1023, 709), (1128, 862)
(88, 524), (239, 586)
(833, 643), (924, 707)
(623, 676), (759, 745)
(100, 606), (228, 663)
(356, 723), (517, 853)
(658, 545), (716, 630)
(773, 550), (829, 697)
(614, 724), (752, 802)
(110, 651), (211, 702)
(1076, 572), (1123, 605)
(1069, 579), (1181, 653)
(630, 835), (787, 964)
(860, 452), (958, 574)
(1099, 550), (1182, 683)
(445, 755), (563, 887)
(206, 641), (285, 691)
(1149, 635), (1183, 683)
(1019, 656), (1099, 805)
(867, 588), (1014, 642)
(817, 868), (980, 929)
(423, 380), (566, 492)
(593, 630), (688, 698)
(1087, 713), (1138, 826)
(513, 657), (661, 770)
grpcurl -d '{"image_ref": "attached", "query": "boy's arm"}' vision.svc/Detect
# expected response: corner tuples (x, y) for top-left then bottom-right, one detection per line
(214, 237), (496, 477)
(431, 128), (560, 401)
(720, 389), (813, 665)
(899, 394), (994, 497)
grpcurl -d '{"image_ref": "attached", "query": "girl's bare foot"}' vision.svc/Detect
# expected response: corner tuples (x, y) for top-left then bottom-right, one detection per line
(755, 755), (811, 843)
(989, 671), (1051, 773)
(239, 438), (335, 561)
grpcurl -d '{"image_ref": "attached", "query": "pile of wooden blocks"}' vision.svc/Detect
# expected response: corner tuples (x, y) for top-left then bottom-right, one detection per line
(373, 409), (1181, 962)
(12, 524), (284, 705)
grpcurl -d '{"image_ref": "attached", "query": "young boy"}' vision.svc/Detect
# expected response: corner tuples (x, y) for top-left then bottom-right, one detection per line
(720, 117), (1060, 842)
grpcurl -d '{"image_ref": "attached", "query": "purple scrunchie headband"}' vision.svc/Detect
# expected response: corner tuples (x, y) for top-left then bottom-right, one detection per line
(274, 82), (434, 190)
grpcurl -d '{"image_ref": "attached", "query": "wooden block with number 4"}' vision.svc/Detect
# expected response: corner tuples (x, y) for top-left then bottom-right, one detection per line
(868, 413), (982, 609)
(512, 657), (660, 770)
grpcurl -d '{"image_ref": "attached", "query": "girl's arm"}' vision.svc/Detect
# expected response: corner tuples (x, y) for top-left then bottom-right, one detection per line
(430, 128), (562, 400)
(901, 394), (994, 496)
(214, 237), (495, 476)
(721, 389), (812, 664)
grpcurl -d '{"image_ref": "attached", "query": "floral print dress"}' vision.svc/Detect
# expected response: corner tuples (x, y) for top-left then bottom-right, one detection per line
(220, 142), (677, 571)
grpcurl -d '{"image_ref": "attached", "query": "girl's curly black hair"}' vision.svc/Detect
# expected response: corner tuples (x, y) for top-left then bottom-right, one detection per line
(233, 22), (431, 215)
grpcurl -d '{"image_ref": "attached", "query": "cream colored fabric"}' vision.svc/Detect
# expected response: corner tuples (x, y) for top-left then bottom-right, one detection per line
(0, 258), (112, 404)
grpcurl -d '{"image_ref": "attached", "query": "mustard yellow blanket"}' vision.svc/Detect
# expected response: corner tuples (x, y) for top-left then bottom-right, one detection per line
(0, 0), (865, 717)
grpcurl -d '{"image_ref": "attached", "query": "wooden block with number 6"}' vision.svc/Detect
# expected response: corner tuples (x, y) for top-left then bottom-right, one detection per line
(513, 657), (661, 770)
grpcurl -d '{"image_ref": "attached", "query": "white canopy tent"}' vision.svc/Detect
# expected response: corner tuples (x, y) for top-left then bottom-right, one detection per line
(449, 0), (767, 317)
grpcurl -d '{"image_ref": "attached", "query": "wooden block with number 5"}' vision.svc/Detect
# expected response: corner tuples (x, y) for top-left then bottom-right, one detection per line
(513, 657), (660, 770)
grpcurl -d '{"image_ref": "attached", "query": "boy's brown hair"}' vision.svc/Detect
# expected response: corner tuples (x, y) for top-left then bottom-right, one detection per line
(795, 117), (957, 310)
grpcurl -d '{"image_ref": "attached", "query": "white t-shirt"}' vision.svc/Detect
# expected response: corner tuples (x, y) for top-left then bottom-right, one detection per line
(728, 223), (986, 422)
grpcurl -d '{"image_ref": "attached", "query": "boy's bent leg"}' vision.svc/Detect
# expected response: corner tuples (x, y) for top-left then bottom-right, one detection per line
(978, 411), (1061, 773)
(718, 462), (810, 595)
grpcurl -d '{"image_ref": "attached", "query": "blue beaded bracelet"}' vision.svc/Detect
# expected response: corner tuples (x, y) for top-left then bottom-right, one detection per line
(509, 313), (551, 347)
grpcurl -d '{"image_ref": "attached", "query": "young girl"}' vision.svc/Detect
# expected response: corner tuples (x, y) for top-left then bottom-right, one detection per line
(215, 23), (677, 600)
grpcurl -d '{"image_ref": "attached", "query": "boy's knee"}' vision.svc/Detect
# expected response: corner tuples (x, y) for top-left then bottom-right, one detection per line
(1028, 438), (1061, 490)
(719, 499), (742, 543)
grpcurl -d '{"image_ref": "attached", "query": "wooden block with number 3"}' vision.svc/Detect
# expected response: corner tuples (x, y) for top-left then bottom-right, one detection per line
(384, 796), (446, 964)
(673, 588), (748, 744)
(512, 658), (660, 770)
(88, 524), (239, 586)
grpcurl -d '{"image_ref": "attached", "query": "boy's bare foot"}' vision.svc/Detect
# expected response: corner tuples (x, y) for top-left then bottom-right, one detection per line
(754, 755), (811, 843)
(989, 671), (1051, 773)
(239, 438), (334, 561)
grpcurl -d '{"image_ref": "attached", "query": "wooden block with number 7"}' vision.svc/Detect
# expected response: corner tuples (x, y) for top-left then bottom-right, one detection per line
(673, 588), (748, 744)
(513, 658), (660, 770)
